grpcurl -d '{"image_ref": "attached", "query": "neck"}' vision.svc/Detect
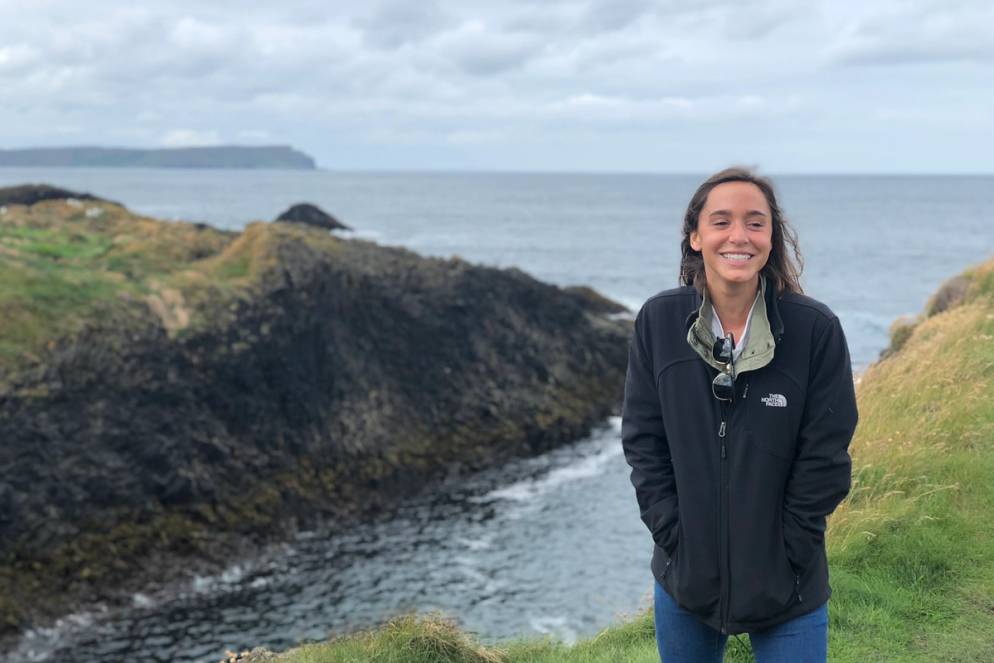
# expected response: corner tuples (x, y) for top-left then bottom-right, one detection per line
(706, 274), (760, 329)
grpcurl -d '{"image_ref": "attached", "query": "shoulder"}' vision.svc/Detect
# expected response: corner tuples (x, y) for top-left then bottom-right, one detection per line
(777, 292), (838, 321)
(640, 285), (698, 316)
(632, 285), (699, 344)
(777, 292), (849, 353)
(777, 292), (841, 339)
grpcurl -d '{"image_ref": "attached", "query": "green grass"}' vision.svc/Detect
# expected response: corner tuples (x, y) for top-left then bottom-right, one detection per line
(0, 224), (125, 363)
(0, 200), (297, 369)
(255, 258), (994, 663)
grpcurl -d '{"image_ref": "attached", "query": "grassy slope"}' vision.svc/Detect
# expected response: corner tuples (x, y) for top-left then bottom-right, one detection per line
(260, 258), (994, 663)
(0, 199), (339, 372)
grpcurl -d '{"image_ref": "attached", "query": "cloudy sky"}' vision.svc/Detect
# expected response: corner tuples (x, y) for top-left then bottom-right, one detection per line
(1, 0), (992, 173)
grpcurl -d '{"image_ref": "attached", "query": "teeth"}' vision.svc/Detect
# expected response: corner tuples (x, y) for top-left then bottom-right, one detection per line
(721, 253), (752, 260)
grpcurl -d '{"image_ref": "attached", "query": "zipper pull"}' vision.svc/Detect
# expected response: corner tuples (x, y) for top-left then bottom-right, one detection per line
(795, 574), (803, 603)
(742, 382), (749, 399)
(718, 421), (726, 438)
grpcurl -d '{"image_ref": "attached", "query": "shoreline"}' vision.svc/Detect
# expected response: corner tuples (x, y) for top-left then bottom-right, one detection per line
(0, 187), (631, 644)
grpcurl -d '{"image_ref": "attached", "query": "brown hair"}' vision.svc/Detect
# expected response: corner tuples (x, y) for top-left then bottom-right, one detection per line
(679, 166), (803, 295)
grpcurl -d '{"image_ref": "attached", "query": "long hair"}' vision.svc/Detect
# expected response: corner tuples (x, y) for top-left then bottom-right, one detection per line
(679, 166), (803, 295)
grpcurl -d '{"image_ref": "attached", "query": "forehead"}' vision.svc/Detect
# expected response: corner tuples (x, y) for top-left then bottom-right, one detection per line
(702, 181), (770, 212)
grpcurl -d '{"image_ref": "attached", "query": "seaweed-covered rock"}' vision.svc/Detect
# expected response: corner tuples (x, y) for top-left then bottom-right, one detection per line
(275, 203), (350, 230)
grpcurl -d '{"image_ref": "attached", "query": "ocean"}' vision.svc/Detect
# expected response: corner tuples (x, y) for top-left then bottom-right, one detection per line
(2, 168), (992, 662)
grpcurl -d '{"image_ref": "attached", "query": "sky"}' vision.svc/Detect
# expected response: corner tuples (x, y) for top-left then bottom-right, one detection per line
(0, 0), (992, 173)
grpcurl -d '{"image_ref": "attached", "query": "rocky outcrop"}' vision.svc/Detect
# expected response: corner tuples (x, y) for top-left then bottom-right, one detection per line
(0, 194), (631, 639)
(275, 203), (350, 230)
(0, 183), (108, 206)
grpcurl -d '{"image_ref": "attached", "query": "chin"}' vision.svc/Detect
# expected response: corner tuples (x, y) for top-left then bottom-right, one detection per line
(715, 270), (759, 284)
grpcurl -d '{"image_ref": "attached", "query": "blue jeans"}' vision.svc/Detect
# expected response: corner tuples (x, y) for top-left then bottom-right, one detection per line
(654, 579), (828, 662)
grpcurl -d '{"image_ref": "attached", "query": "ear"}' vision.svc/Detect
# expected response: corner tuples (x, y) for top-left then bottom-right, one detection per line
(689, 230), (702, 252)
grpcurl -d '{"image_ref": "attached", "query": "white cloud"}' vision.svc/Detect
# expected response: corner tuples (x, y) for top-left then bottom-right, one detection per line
(445, 128), (508, 144)
(0, 0), (989, 172)
(825, 1), (994, 65)
(354, 0), (453, 49)
(238, 129), (273, 141)
(160, 129), (222, 147)
(431, 19), (547, 75)
(0, 44), (39, 73)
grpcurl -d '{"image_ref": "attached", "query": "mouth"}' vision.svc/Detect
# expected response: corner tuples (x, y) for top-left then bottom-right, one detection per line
(719, 252), (754, 263)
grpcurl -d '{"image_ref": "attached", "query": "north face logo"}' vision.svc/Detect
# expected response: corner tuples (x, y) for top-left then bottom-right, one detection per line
(761, 393), (787, 407)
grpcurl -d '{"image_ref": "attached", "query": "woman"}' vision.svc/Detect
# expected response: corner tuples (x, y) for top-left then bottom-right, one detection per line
(621, 167), (858, 662)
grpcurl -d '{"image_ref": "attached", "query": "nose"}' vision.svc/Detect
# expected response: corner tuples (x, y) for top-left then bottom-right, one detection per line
(728, 220), (748, 244)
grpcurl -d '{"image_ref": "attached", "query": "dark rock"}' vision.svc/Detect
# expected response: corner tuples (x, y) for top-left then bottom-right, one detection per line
(274, 203), (350, 230)
(0, 183), (111, 207)
(0, 218), (629, 642)
(563, 285), (630, 315)
(925, 274), (971, 317)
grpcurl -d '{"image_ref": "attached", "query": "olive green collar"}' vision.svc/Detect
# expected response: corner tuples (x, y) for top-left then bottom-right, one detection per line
(687, 275), (777, 374)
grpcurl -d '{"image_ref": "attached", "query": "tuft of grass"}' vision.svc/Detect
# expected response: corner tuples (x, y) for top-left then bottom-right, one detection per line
(282, 614), (508, 663)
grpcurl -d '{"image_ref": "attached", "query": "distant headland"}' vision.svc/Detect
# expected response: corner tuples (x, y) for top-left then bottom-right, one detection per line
(0, 145), (316, 169)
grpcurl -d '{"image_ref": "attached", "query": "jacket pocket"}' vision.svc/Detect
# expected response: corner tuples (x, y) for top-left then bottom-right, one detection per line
(662, 545), (676, 585)
(669, 526), (720, 616)
(728, 509), (799, 624)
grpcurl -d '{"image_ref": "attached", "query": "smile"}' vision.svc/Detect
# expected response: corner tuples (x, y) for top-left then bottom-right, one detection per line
(720, 253), (754, 262)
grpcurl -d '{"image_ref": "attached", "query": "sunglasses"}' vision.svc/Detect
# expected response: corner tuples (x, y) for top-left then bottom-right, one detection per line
(712, 332), (736, 403)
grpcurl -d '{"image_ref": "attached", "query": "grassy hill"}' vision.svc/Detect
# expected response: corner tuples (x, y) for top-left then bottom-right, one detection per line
(244, 257), (994, 663)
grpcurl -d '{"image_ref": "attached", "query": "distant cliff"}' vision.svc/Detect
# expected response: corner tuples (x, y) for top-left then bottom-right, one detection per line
(0, 145), (316, 169)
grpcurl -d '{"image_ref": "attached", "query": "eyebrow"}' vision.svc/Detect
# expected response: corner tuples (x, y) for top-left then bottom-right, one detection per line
(708, 210), (768, 218)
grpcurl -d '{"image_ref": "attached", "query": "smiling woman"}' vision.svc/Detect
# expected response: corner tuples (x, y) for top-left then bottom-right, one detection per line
(689, 181), (774, 344)
(621, 166), (858, 662)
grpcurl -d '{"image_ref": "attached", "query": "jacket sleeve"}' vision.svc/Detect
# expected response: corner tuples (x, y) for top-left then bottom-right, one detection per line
(621, 306), (679, 554)
(783, 315), (858, 573)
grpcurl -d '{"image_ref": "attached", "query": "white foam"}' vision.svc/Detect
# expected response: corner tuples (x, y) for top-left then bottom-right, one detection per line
(249, 576), (271, 589)
(528, 615), (578, 645)
(131, 592), (155, 608)
(349, 228), (383, 241)
(478, 439), (621, 504)
(8, 608), (104, 662)
(191, 562), (248, 593)
(455, 535), (493, 551)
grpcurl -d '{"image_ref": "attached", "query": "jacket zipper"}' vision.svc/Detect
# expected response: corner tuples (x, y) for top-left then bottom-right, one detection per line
(718, 397), (730, 634)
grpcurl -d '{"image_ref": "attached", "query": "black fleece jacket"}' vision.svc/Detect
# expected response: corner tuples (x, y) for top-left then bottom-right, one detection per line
(621, 283), (858, 635)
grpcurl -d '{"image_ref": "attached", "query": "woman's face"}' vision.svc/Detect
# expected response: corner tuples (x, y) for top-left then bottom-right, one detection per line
(690, 181), (773, 292)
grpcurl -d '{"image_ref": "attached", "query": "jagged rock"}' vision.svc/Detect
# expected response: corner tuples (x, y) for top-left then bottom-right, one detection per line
(0, 183), (109, 206)
(0, 202), (629, 641)
(274, 203), (350, 230)
(563, 285), (630, 315)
